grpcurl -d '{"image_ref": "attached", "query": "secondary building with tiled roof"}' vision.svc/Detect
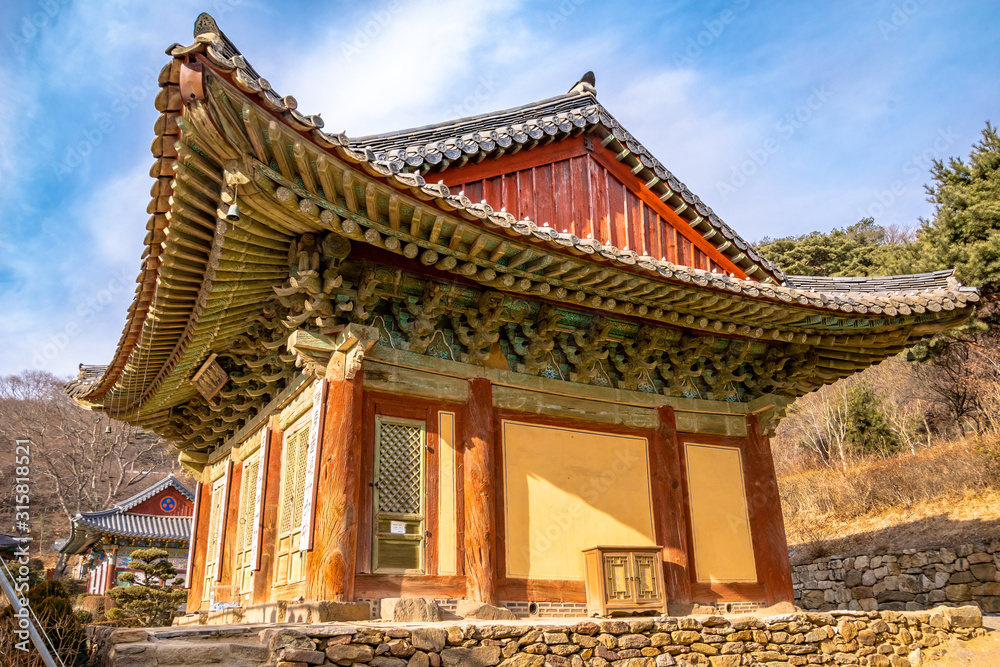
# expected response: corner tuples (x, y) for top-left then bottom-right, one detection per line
(66, 14), (976, 620)
(60, 475), (194, 595)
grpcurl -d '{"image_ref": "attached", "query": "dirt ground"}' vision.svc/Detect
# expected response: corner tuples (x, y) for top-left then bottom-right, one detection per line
(787, 488), (1000, 564)
(923, 616), (1000, 667)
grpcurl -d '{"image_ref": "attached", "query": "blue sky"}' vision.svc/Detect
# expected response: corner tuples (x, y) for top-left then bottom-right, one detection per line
(1, 0), (998, 377)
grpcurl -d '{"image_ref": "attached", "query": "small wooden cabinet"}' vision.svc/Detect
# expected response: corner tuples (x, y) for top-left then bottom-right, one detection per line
(583, 545), (666, 617)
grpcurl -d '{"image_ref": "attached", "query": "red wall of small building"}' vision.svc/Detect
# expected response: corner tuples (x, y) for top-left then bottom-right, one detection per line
(129, 487), (194, 516)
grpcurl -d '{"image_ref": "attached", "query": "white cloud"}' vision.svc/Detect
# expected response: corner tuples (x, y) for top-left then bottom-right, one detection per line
(0, 159), (149, 377)
(603, 69), (758, 197)
(82, 161), (151, 267)
(267, 0), (525, 136)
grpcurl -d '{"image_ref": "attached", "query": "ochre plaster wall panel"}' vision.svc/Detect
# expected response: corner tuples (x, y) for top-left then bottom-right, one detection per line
(501, 420), (655, 580)
(437, 411), (458, 575)
(684, 443), (756, 583)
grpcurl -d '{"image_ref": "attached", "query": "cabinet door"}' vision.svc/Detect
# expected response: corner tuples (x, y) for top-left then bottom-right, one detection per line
(631, 552), (662, 603)
(602, 552), (634, 603)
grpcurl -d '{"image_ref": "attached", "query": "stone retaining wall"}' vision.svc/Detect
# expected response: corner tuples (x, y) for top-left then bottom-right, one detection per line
(792, 542), (1000, 612)
(268, 606), (981, 667)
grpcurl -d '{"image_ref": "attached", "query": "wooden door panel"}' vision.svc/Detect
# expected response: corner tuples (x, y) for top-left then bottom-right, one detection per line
(602, 553), (632, 602)
(632, 552), (661, 602)
(274, 423), (310, 587)
(372, 417), (426, 574)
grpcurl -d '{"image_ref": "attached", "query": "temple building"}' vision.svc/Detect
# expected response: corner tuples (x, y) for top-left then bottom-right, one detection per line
(58, 475), (193, 595)
(67, 14), (977, 619)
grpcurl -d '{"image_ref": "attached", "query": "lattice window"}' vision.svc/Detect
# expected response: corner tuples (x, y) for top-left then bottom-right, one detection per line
(291, 427), (309, 530)
(375, 421), (424, 514)
(238, 458), (260, 552)
(372, 417), (426, 574)
(278, 426), (309, 535)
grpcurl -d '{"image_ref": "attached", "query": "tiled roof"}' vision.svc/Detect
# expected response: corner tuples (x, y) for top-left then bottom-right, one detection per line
(66, 365), (109, 398)
(58, 476), (194, 554)
(113, 474), (194, 512)
(354, 91), (591, 156)
(783, 269), (966, 295)
(173, 14), (781, 283)
(351, 86), (784, 282)
(73, 511), (191, 542)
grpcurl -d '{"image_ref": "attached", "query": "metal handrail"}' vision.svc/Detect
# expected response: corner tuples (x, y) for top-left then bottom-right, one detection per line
(0, 556), (65, 667)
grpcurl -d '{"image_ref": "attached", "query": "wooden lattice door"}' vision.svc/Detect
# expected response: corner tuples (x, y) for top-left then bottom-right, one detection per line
(274, 422), (309, 586)
(202, 476), (226, 602)
(372, 416), (426, 573)
(234, 454), (260, 594)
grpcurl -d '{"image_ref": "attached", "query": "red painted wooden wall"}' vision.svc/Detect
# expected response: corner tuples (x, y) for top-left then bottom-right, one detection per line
(436, 134), (746, 278)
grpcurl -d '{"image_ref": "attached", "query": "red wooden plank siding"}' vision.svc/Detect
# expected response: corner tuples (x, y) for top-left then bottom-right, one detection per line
(626, 189), (643, 254)
(437, 136), (750, 276)
(463, 180), (482, 203)
(590, 158), (611, 246)
(517, 170), (533, 223)
(484, 176), (502, 209)
(608, 175), (626, 249)
(534, 164), (555, 229)
(552, 160), (571, 233)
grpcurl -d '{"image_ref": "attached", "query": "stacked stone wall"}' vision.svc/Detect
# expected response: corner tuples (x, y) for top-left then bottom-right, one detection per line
(89, 607), (987, 667)
(263, 607), (985, 667)
(792, 542), (1000, 612)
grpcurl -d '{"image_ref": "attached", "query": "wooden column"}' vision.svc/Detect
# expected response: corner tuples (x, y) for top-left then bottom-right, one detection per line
(745, 413), (794, 604)
(652, 406), (692, 603)
(105, 549), (118, 594)
(187, 481), (212, 609)
(253, 427), (283, 605)
(463, 378), (497, 604)
(306, 373), (364, 601)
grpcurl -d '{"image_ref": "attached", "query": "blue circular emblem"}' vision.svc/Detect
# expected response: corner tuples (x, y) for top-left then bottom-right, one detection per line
(160, 496), (176, 512)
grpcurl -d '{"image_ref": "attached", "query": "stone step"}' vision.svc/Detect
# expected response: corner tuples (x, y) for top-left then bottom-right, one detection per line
(146, 640), (270, 666)
(106, 639), (270, 667)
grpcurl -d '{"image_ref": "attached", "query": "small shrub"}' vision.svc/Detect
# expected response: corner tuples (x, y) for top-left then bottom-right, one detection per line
(0, 580), (88, 666)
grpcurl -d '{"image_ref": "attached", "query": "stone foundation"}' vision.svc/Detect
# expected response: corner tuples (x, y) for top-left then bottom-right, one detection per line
(793, 541), (1000, 612)
(99, 605), (986, 667)
(263, 607), (985, 667)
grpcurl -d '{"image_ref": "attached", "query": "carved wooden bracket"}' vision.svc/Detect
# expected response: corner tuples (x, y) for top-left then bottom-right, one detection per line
(751, 397), (790, 437)
(287, 324), (379, 381)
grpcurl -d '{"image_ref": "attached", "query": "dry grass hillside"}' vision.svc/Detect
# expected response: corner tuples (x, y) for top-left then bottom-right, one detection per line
(780, 436), (1000, 564)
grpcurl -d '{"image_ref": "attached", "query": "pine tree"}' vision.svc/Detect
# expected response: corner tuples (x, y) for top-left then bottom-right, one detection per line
(843, 380), (903, 458)
(106, 548), (187, 628)
(916, 123), (1000, 297)
(756, 218), (911, 277)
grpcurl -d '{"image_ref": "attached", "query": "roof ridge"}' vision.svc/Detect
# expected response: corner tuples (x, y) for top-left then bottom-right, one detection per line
(112, 474), (195, 512)
(353, 90), (595, 146)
